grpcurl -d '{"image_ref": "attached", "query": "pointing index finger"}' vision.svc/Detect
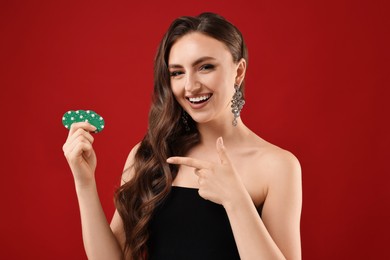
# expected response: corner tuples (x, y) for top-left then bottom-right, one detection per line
(166, 157), (212, 169)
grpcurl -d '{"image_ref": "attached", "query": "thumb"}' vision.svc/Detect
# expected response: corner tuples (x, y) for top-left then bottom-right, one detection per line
(216, 137), (230, 165)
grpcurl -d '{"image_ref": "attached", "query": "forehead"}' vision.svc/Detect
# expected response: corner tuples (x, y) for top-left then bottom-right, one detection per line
(168, 32), (233, 65)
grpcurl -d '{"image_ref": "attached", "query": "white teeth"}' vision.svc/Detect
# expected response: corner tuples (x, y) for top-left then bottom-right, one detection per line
(189, 95), (211, 103)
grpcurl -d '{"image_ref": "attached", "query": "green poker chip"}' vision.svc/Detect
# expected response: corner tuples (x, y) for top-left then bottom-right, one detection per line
(62, 110), (105, 133)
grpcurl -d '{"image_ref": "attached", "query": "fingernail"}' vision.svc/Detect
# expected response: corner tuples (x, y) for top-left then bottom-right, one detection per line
(217, 137), (224, 147)
(166, 158), (173, 163)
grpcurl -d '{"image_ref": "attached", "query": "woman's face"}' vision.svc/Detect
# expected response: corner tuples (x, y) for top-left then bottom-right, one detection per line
(168, 32), (245, 125)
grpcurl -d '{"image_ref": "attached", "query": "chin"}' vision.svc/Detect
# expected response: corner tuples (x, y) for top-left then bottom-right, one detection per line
(187, 114), (208, 124)
(189, 114), (217, 125)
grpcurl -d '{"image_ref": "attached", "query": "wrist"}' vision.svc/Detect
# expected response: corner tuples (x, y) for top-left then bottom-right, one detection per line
(223, 184), (252, 212)
(74, 179), (97, 193)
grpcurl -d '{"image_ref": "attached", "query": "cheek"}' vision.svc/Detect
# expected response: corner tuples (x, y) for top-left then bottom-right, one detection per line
(170, 82), (183, 101)
(215, 68), (235, 87)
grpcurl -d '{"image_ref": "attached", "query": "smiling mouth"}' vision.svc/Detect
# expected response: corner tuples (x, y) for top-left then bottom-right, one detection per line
(187, 94), (212, 104)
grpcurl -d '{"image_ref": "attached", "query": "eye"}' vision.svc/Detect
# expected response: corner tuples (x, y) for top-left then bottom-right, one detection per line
(170, 70), (184, 77)
(199, 64), (215, 71)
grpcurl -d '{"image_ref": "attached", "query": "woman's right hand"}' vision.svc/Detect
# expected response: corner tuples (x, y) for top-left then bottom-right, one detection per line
(62, 122), (97, 187)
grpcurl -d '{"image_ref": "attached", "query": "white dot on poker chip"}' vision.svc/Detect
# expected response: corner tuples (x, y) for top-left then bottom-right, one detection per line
(99, 117), (103, 120)
(67, 111), (71, 114)
(65, 125), (69, 128)
(62, 117), (65, 120)
(71, 117), (74, 120)
(86, 110), (90, 113)
(91, 114), (95, 117)
(80, 115), (83, 119)
(85, 119), (89, 122)
(76, 111), (79, 114)
(101, 125), (104, 128)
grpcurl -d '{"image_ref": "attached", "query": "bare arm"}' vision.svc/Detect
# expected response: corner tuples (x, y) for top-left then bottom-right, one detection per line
(75, 181), (123, 260)
(63, 122), (137, 260)
(225, 150), (302, 260)
(110, 144), (140, 257)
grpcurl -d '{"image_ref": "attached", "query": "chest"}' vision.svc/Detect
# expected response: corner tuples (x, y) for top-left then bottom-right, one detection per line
(171, 149), (267, 207)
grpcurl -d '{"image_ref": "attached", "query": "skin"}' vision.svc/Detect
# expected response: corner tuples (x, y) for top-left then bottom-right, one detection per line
(63, 122), (124, 260)
(167, 32), (302, 259)
(63, 32), (302, 260)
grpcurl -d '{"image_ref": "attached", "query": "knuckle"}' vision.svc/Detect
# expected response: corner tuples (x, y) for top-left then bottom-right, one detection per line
(62, 143), (67, 152)
(74, 143), (87, 154)
(70, 122), (82, 132)
(198, 189), (206, 198)
(76, 128), (85, 135)
(75, 135), (83, 143)
(74, 142), (83, 150)
(76, 135), (86, 143)
(69, 123), (77, 131)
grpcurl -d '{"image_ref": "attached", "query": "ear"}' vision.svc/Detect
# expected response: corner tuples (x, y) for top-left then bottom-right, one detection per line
(235, 58), (247, 86)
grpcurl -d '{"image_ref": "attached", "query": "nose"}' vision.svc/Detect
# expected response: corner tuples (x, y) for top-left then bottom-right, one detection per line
(184, 73), (201, 93)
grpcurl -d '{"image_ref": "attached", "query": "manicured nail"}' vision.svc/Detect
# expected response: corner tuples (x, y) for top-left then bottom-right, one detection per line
(166, 158), (173, 163)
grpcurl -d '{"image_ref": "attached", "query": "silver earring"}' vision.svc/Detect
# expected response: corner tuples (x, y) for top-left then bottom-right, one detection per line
(181, 109), (190, 132)
(231, 84), (245, 126)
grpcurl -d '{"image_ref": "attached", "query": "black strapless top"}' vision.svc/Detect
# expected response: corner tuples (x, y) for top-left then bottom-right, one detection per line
(147, 186), (241, 260)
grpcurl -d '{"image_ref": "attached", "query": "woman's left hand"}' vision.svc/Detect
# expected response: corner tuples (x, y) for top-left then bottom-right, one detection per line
(167, 137), (247, 207)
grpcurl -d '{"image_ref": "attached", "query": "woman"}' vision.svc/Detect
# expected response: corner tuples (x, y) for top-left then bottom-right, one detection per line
(63, 12), (302, 260)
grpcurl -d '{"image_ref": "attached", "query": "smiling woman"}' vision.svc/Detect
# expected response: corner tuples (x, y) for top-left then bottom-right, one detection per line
(62, 12), (302, 260)
(169, 32), (246, 125)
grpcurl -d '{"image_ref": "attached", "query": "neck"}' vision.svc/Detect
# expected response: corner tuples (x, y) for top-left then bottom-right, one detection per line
(196, 116), (250, 148)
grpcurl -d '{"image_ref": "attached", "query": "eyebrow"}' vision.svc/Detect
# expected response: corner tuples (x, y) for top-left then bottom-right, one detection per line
(168, 56), (217, 69)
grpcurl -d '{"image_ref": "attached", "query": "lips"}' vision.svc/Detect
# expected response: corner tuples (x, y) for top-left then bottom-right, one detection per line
(186, 94), (212, 104)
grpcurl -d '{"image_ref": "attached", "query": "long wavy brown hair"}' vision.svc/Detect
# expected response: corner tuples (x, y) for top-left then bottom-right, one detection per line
(114, 12), (248, 259)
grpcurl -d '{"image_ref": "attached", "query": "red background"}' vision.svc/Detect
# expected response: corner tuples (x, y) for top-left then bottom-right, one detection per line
(0, 0), (388, 259)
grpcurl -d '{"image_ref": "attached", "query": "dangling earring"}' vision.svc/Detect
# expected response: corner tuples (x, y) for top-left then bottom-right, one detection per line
(231, 84), (245, 126)
(181, 109), (191, 132)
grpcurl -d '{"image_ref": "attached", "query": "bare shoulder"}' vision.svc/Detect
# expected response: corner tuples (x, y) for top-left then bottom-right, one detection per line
(121, 142), (141, 185)
(245, 132), (301, 187)
(261, 141), (300, 176)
